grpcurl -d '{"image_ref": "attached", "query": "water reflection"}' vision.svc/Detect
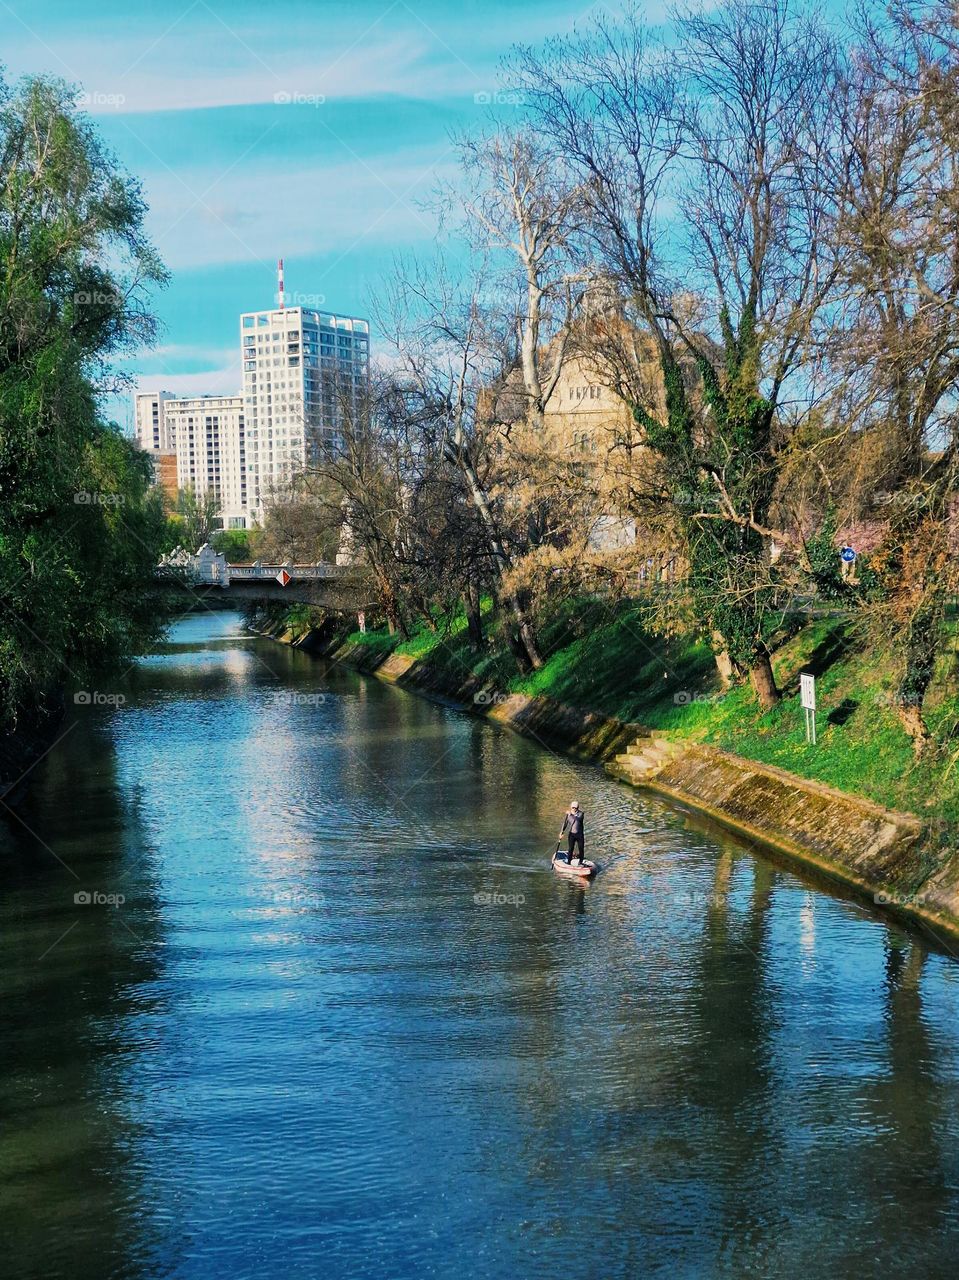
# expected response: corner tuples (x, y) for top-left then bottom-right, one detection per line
(0, 611), (956, 1279)
(0, 714), (167, 1279)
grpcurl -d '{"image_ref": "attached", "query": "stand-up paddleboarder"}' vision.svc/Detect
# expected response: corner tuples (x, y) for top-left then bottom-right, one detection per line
(559, 801), (585, 865)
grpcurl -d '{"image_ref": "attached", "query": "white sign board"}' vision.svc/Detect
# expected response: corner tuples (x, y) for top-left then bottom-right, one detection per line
(800, 673), (816, 711)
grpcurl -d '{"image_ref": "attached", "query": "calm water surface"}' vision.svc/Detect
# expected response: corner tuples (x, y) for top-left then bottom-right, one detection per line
(2, 612), (959, 1279)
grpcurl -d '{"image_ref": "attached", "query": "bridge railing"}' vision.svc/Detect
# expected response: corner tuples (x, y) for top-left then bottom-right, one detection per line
(158, 548), (349, 587)
(227, 563), (343, 580)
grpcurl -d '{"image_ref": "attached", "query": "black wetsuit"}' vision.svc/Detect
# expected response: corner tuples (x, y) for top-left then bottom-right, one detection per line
(562, 810), (585, 862)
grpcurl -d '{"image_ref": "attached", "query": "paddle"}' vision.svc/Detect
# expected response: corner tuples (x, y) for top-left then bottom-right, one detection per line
(550, 836), (564, 863)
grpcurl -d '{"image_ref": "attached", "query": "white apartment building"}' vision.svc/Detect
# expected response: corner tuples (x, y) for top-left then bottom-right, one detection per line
(240, 306), (370, 517)
(163, 395), (249, 529)
(134, 390), (175, 451)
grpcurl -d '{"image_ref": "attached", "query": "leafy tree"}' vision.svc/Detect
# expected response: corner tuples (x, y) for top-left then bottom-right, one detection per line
(173, 488), (220, 550)
(0, 74), (168, 730)
(211, 528), (253, 561)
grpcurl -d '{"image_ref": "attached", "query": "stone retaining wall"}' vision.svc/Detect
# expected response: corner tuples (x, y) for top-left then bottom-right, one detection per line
(260, 620), (958, 941)
(641, 744), (959, 938)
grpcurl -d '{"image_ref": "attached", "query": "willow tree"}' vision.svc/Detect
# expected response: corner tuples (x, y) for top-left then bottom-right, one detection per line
(0, 75), (168, 736)
(510, 0), (844, 708)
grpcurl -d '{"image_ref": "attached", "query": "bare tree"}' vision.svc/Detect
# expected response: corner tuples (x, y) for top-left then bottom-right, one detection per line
(509, 0), (845, 708)
(823, 0), (959, 750)
(377, 256), (544, 669)
(456, 129), (583, 436)
(252, 476), (339, 565)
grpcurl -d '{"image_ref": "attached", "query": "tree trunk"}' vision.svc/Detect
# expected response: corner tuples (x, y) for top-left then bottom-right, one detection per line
(378, 575), (402, 638)
(415, 593), (437, 630)
(712, 631), (736, 689)
(749, 647), (780, 711)
(510, 592), (543, 669)
(463, 583), (483, 649)
(452, 446), (542, 669)
(893, 590), (943, 759)
(490, 583), (534, 672)
(896, 700), (932, 758)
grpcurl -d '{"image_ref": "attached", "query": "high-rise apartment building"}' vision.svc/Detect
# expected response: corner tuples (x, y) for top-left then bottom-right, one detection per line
(134, 273), (370, 530)
(163, 395), (248, 529)
(240, 306), (369, 517)
(134, 390), (175, 452)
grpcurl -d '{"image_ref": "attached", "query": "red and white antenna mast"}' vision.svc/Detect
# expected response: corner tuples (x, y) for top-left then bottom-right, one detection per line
(277, 257), (285, 309)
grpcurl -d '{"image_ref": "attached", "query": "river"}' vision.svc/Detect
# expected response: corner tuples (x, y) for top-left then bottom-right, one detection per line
(1, 611), (958, 1279)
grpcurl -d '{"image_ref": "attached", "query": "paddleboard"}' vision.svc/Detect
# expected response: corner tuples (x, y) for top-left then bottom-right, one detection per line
(551, 854), (597, 879)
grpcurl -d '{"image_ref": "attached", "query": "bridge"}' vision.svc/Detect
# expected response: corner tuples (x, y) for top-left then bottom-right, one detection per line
(159, 546), (373, 610)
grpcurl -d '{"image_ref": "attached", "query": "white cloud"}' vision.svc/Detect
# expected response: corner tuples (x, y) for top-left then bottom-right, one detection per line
(149, 342), (241, 365)
(8, 0), (682, 117)
(127, 345), (242, 398)
(20, 29), (486, 115)
(140, 147), (455, 270)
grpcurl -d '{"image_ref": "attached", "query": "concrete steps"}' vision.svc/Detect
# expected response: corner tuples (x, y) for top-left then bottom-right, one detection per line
(607, 735), (685, 785)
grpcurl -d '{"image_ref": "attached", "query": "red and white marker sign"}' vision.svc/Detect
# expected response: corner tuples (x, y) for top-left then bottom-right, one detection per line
(275, 569), (292, 587)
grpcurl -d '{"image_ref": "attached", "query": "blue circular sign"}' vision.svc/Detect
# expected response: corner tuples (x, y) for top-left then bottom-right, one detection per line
(840, 546), (856, 563)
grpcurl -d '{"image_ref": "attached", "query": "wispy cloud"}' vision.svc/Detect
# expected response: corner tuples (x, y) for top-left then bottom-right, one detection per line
(148, 342), (240, 366)
(70, 34), (478, 115)
(128, 353), (241, 399)
(142, 147), (456, 269)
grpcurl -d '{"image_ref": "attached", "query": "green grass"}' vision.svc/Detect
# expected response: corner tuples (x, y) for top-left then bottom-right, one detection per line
(511, 605), (717, 722)
(290, 599), (959, 825)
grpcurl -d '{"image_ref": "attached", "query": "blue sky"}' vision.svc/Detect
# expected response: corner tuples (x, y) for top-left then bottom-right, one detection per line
(3, 0), (668, 428)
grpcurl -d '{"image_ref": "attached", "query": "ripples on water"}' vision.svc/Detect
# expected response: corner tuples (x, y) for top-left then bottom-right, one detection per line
(1, 612), (958, 1280)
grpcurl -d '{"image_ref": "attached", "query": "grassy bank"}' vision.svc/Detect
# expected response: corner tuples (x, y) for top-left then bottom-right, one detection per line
(266, 599), (959, 828)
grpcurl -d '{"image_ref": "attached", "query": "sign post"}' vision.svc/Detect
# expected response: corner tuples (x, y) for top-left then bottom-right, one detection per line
(800, 672), (817, 745)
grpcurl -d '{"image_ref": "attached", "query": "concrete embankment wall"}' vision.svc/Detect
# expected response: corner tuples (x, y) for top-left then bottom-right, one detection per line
(637, 746), (959, 933)
(263, 619), (959, 941)
(306, 633), (644, 761)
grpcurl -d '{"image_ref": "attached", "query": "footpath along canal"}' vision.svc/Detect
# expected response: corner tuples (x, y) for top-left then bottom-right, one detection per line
(1, 611), (958, 1279)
